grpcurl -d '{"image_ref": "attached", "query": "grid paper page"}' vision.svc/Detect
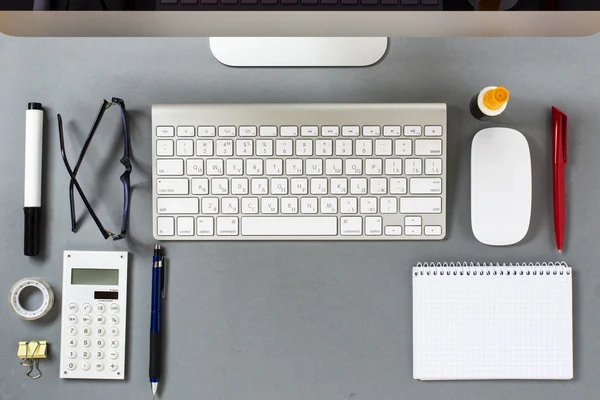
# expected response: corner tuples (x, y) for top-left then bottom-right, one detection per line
(413, 264), (573, 380)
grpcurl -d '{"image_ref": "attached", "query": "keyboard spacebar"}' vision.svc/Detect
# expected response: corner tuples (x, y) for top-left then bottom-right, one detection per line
(241, 217), (338, 236)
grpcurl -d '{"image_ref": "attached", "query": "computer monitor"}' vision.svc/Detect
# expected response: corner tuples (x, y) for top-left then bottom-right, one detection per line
(1, 1), (600, 66)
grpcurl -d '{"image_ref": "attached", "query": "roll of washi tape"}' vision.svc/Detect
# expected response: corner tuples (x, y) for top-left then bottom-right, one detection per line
(9, 278), (54, 320)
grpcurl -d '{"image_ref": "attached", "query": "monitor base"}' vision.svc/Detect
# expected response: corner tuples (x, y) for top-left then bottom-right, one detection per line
(210, 37), (388, 67)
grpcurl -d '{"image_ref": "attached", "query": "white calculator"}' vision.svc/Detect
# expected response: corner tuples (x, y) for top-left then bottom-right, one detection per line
(60, 251), (128, 380)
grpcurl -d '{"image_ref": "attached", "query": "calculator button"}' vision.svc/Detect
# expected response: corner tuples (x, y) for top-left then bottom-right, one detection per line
(95, 350), (104, 359)
(68, 303), (78, 312)
(82, 338), (91, 348)
(109, 326), (119, 336)
(109, 303), (120, 313)
(82, 303), (92, 313)
(68, 326), (78, 336)
(94, 362), (104, 371)
(81, 362), (90, 371)
(96, 303), (106, 313)
(67, 362), (77, 371)
(67, 338), (77, 347)
(109, 339), (119, 348)
(81, 350), (91, 359)
(109, 315), (119, 324)
(81, 314), (92, 324)
(96, 338), (105, 348)
(67, 350), (77, 359)
(67, 314), (78, 323)
(109, 363), (118, 372)
(108, 350), (118, 360)
(95, 315), (106, 324)
(82, 326), (92, 336)
(96, 327), (106, 336)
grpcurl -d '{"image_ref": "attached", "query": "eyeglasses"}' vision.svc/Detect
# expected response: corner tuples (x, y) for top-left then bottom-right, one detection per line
(57, 98), (132, 240)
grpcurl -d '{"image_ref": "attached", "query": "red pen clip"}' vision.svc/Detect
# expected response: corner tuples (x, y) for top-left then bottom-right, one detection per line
(552, 106), (568, 164)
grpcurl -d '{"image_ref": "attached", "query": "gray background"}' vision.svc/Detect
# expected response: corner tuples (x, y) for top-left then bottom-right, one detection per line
(0, 33), (598, 400)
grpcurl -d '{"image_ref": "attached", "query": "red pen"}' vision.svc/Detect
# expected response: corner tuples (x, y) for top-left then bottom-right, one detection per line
(552, 106), (568, 253)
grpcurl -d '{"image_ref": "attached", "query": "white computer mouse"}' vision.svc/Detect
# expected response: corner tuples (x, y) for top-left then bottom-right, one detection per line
(471, 127), (532, 246)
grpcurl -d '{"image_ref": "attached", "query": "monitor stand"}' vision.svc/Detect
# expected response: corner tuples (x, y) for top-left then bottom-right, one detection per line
(209, 37), (388, 67)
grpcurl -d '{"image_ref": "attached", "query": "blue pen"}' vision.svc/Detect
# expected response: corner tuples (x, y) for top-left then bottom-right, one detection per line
(150, 245), (165, 398)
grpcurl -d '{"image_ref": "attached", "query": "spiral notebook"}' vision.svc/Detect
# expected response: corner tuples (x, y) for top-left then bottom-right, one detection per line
(413, 262), (573, 381)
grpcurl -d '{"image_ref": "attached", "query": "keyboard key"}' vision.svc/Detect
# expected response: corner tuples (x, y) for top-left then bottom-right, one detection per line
(280, 126), (298, 137)
(176, 139), (194, 156)
(360, 197), (378, 214)
(291, 178), (308, 195)
(404, 125), (422, 136)
(394, 139), (412, 156)
(239, 126), (257, 137)
(177, 126), (195, 137)
(300, 126), (318, 137)
(316, 140), (333, 156)
(206, 159), (224, 176)
(345, 159), (363, 175)
(425, 125), (443, 136)
(296, 140), (313, 156)
(375, 139), (393, 156)
(281, 197), (299, 214)
(415, 139), (442, 156)
(201, 197), (219, 214)
(331, 178), (348, 195)
(196, 139), (213, 156)
(370, 178), (387, 194)
(400, 197), (442, 214)
(383, 126), (401, 136)
(356, 139), (372, 155)
(191, 178), (209, 195)
(226, 159), (244, 176)
(211, 178), (229, 195)
(365, 159), (383, 175)
(361, 0), (378, 5)
(342, 126), (360, 136)
(381, 0), (398, 5)
(341, 0), (358, 4)
(217, 217), (239, 236)
(197, 217), (214, 235)
(261, 197), (279, 214)
(266, 159), (283, 175)
(341, 217), (362, 236)
(156, 126), (174, 137)
(310, 178), (328, 195)
(176, 217), (194, 236)
(286, 159), (303, 175)
(385, 159), (403, 175)
(241, 217), (338, 236)
(425, 158), (443, 175)
(156, 159), (184, 176)
(231, 178), (249, 195)
(320, 197), (338, 214)
(246, 159), (264, 175)
(365, 217), (383, 235)
(321, 0), (338, 3)
(335, 139), (353, 156)
(280, 0), (298, 3)
(301, 0), (318, 3)
(218, 126), (236, 137)
(340, 197), (358, 214)
(271, 178), (288, 195)
(256, 140), (274, 156)
(322, 126), (339, 137)
(236, 140), (254, 156)
(300, 198), (318, 214)
(405, 159), (423, 175)
(197, 126), (216, 137)
(306, 159), (323, 175)
(276, 139), (293, 156)
(322, 159), (341, 177)
(156, 178), (189, 195)
(259, 126), (277, 137)
(425, 225), (443, 236)
(410, 177), (442, 194)
(251, 178), (268, 195)
(405, 226), (423, 236)
(241, 198), (259, 214)
(216, 140), (234, 156)
(363, 126), (380, 136)
(350, 178), (367, 195)
(186, 159), (204, 175)
(156, 140), (174, 156)
(158, 198), (199, 214)
(384, 226), (402, 236)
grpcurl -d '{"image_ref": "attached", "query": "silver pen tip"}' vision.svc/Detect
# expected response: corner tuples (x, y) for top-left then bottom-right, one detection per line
(155, 244), (161, 250)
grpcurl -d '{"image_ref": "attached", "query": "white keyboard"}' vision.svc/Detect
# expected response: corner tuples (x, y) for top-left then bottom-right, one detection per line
(152, 104), (446, 240)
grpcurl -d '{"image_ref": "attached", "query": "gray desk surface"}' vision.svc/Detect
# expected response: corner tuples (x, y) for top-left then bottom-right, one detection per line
(1, 33), (599, 400)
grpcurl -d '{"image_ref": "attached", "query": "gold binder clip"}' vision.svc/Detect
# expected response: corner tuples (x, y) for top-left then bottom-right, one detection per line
(18, 341), (47, 379)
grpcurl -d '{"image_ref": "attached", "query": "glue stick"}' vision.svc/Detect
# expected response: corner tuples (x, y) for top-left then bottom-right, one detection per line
(470, 86), (510, 120)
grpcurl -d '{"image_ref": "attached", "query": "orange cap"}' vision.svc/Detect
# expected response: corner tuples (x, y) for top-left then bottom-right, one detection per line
(482, 86), (510, 110)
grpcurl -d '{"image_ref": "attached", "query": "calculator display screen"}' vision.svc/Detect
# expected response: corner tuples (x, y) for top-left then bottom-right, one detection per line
(71, 269), (119, 286)
(94, 291), (119, 300)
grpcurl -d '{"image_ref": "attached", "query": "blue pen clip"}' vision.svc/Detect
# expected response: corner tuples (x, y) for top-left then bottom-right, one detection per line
(160, 257), (166, 299)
